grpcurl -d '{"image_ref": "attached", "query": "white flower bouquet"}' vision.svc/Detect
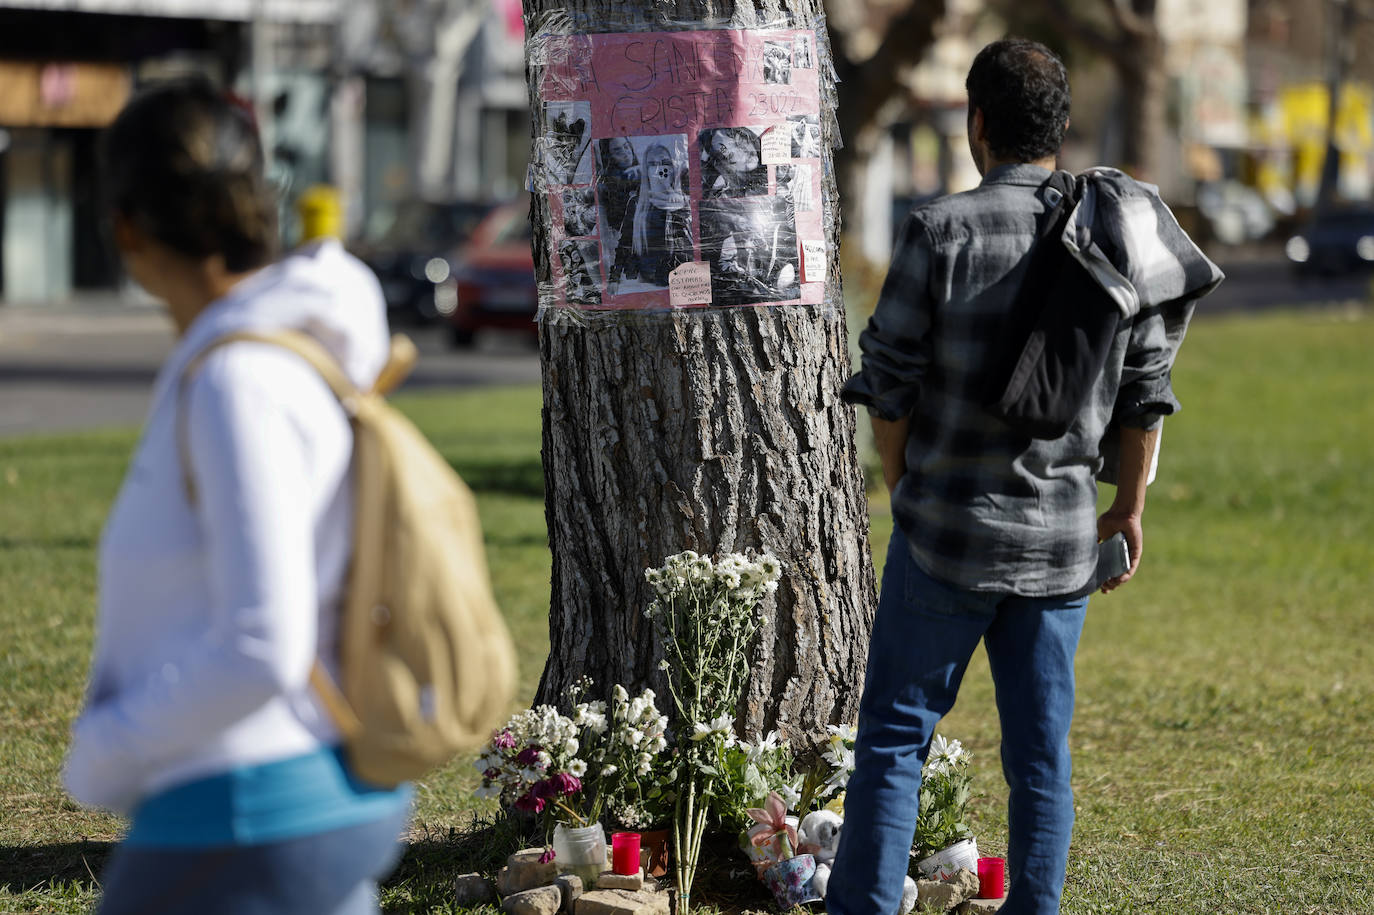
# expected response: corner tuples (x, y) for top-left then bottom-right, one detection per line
(644, 549), (782, 915)
(594, 682), (674, 830)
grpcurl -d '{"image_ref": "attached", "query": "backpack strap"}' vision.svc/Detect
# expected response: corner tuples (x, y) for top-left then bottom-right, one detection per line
(177, 331), (418, 501)
(176, 330), (354, 505)
(175, 329), (415, 743)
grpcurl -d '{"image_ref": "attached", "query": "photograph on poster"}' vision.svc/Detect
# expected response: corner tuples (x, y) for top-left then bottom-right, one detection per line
(559, 238), (602, 305)
(699, 196), (800, 306)
(763, 41), (792, 85)
(601, 134), (693, 295)
(700, 126), (769, 198)
(776, 163), (815, 213)
(562, 187), (598, 237)
(595, 137), (641, 243)
(789, 114), (820, 158)
(544, 101), (594, 186)
(539, 27), (826, 310)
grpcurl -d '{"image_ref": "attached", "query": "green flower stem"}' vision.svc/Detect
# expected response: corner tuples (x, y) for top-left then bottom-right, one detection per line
(553, 797), (588, 827)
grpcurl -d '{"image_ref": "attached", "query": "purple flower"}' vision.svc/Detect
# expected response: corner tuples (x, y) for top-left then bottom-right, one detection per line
(515, 745), (544, 767)
(514, 791), (546, 814)
(483, 767), (501, 780)
(494, 730), (517, 750)
(551, 772), (583, 796)
(539, 847), (556, 864)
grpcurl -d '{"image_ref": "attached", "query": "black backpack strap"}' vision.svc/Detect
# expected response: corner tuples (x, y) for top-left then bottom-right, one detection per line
(981, 172), (1079, 408)
(983, 171), (1123, 439)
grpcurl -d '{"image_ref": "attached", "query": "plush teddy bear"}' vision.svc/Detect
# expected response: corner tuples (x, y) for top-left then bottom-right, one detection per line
(797, 809), (843, 865)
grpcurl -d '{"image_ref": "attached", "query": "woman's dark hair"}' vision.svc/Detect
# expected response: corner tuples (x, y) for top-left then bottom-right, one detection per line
(598, 137), (638, 167)
(101, 77), (278, 272)
(965, 39), (1071, 164)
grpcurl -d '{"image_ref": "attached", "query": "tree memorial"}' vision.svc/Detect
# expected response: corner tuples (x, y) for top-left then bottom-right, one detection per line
(519, 0), (875, 744)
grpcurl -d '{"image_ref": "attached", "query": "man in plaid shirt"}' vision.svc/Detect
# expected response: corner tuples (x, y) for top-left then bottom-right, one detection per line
(827, 39), (1221, 915)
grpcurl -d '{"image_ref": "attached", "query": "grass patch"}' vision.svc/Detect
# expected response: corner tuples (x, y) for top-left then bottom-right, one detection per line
(2, 310), (1373, 913)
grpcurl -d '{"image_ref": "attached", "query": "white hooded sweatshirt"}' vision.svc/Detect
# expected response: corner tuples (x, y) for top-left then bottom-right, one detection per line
(64, 240), (390, 815)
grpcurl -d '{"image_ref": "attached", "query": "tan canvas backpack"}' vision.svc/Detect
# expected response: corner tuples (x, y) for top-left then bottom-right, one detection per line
(180, 329), (518, 786)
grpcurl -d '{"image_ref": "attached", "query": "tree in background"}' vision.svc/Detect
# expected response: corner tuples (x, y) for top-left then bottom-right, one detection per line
(1006, 0), (1167, 181)
(825, 0), (948, 227)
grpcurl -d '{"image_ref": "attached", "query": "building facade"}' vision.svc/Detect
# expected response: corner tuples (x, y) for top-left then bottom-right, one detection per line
(0, 0), (531, 306)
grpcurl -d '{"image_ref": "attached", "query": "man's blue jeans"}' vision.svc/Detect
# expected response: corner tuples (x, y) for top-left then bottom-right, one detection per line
(827, 527), (1087, 915)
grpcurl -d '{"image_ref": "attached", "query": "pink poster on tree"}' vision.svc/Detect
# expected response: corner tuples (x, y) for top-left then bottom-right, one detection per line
(537, 28), (826, 311)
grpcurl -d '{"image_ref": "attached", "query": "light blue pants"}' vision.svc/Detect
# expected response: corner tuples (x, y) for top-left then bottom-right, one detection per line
(96, 806), (408, 915)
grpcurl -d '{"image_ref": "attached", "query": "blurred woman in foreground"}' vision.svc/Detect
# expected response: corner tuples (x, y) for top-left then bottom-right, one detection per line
(62, 78), (409, 915)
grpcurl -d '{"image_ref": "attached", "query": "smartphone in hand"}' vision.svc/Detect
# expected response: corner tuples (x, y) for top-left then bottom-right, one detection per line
(1094, 532), (1131, 590)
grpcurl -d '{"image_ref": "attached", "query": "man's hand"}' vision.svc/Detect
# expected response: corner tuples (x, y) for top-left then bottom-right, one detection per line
(1097, 424), (1159, 593)
(1096, 509), (1142, 592)
(870, 415), (910, 494)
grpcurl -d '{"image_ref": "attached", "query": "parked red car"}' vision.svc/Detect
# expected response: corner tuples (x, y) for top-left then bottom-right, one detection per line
(445, 197), (538, 347)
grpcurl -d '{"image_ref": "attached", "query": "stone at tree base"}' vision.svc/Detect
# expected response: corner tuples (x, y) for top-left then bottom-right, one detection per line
(454, 872), (498, 907)
(555, 874), (584, 913)
(575, 887), (670, 915)
(596, 869), (645, 891)
(956, 897), (1006, 913)
(898, 874), (917, 913)
(497, 848), (559, 896)
(916, 868), (980, 912)
(503, 885), (564, 915)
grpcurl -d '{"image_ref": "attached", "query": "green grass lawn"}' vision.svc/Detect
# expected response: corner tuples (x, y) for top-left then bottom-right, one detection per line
(2, 308), (1372, 914)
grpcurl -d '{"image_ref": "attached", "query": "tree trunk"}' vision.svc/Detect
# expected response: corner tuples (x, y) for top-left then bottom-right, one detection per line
(829, 0), (945, 260)
(520, 0), (876, 746)
(1115, 31), (1166, 184)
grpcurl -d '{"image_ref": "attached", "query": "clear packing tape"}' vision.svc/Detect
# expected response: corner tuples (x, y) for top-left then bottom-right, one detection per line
(523, 6), (845, 327)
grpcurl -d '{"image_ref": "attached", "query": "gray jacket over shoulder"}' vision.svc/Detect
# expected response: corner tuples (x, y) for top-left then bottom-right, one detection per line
(843, 163), (1222, 596)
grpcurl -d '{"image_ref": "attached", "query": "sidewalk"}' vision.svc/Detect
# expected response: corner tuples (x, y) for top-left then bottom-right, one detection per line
(0, 298), (174, 438)
(0, 294), (169, 339)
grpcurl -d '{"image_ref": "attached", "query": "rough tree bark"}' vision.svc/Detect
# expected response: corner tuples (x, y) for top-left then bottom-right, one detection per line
(521, 0), (876, 746)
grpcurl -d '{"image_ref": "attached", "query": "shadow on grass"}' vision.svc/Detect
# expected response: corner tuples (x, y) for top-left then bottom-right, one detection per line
(448, 457), (545, 500)
(0, 536), (98, 550)
(0, 839), (112, 894)
(381, 813), (541, 913)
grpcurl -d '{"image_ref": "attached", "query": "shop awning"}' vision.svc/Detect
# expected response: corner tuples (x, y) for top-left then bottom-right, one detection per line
(0, 0), (337, 23)
(0, 62), (131, 128)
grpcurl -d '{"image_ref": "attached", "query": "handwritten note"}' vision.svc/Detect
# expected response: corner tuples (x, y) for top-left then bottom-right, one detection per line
(760, 125), (792, 165)
(669, 261), (713, 306)
(801, 239), (827, 284)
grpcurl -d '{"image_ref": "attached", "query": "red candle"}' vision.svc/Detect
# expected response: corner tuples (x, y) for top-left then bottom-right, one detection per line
(976, 856), (1005, 899)
(611, 831), (641, 876)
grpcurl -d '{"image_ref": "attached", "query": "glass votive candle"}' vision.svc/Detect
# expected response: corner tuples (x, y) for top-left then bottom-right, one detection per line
(976, 856), (1005, 899)
(611, 831), (641, 876)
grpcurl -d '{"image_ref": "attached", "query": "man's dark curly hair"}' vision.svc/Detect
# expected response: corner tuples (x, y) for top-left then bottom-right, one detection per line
(965, 39), (1071, 163)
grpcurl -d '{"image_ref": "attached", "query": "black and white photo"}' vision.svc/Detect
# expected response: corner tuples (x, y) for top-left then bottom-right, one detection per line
(600, 134), (693, 295)
(763, 41), (792, 85)
(543, 101), (593, 186)
(793, 34), (814, 69)
(595, 137), (641, 245)
(777, 163), (815, 213)
(699, 126), (769, 198)
(789, 114), (820, 159)
(559, 238), (602, 305)
(700, 196), (800, 306)
(562, 187), (597, 237)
